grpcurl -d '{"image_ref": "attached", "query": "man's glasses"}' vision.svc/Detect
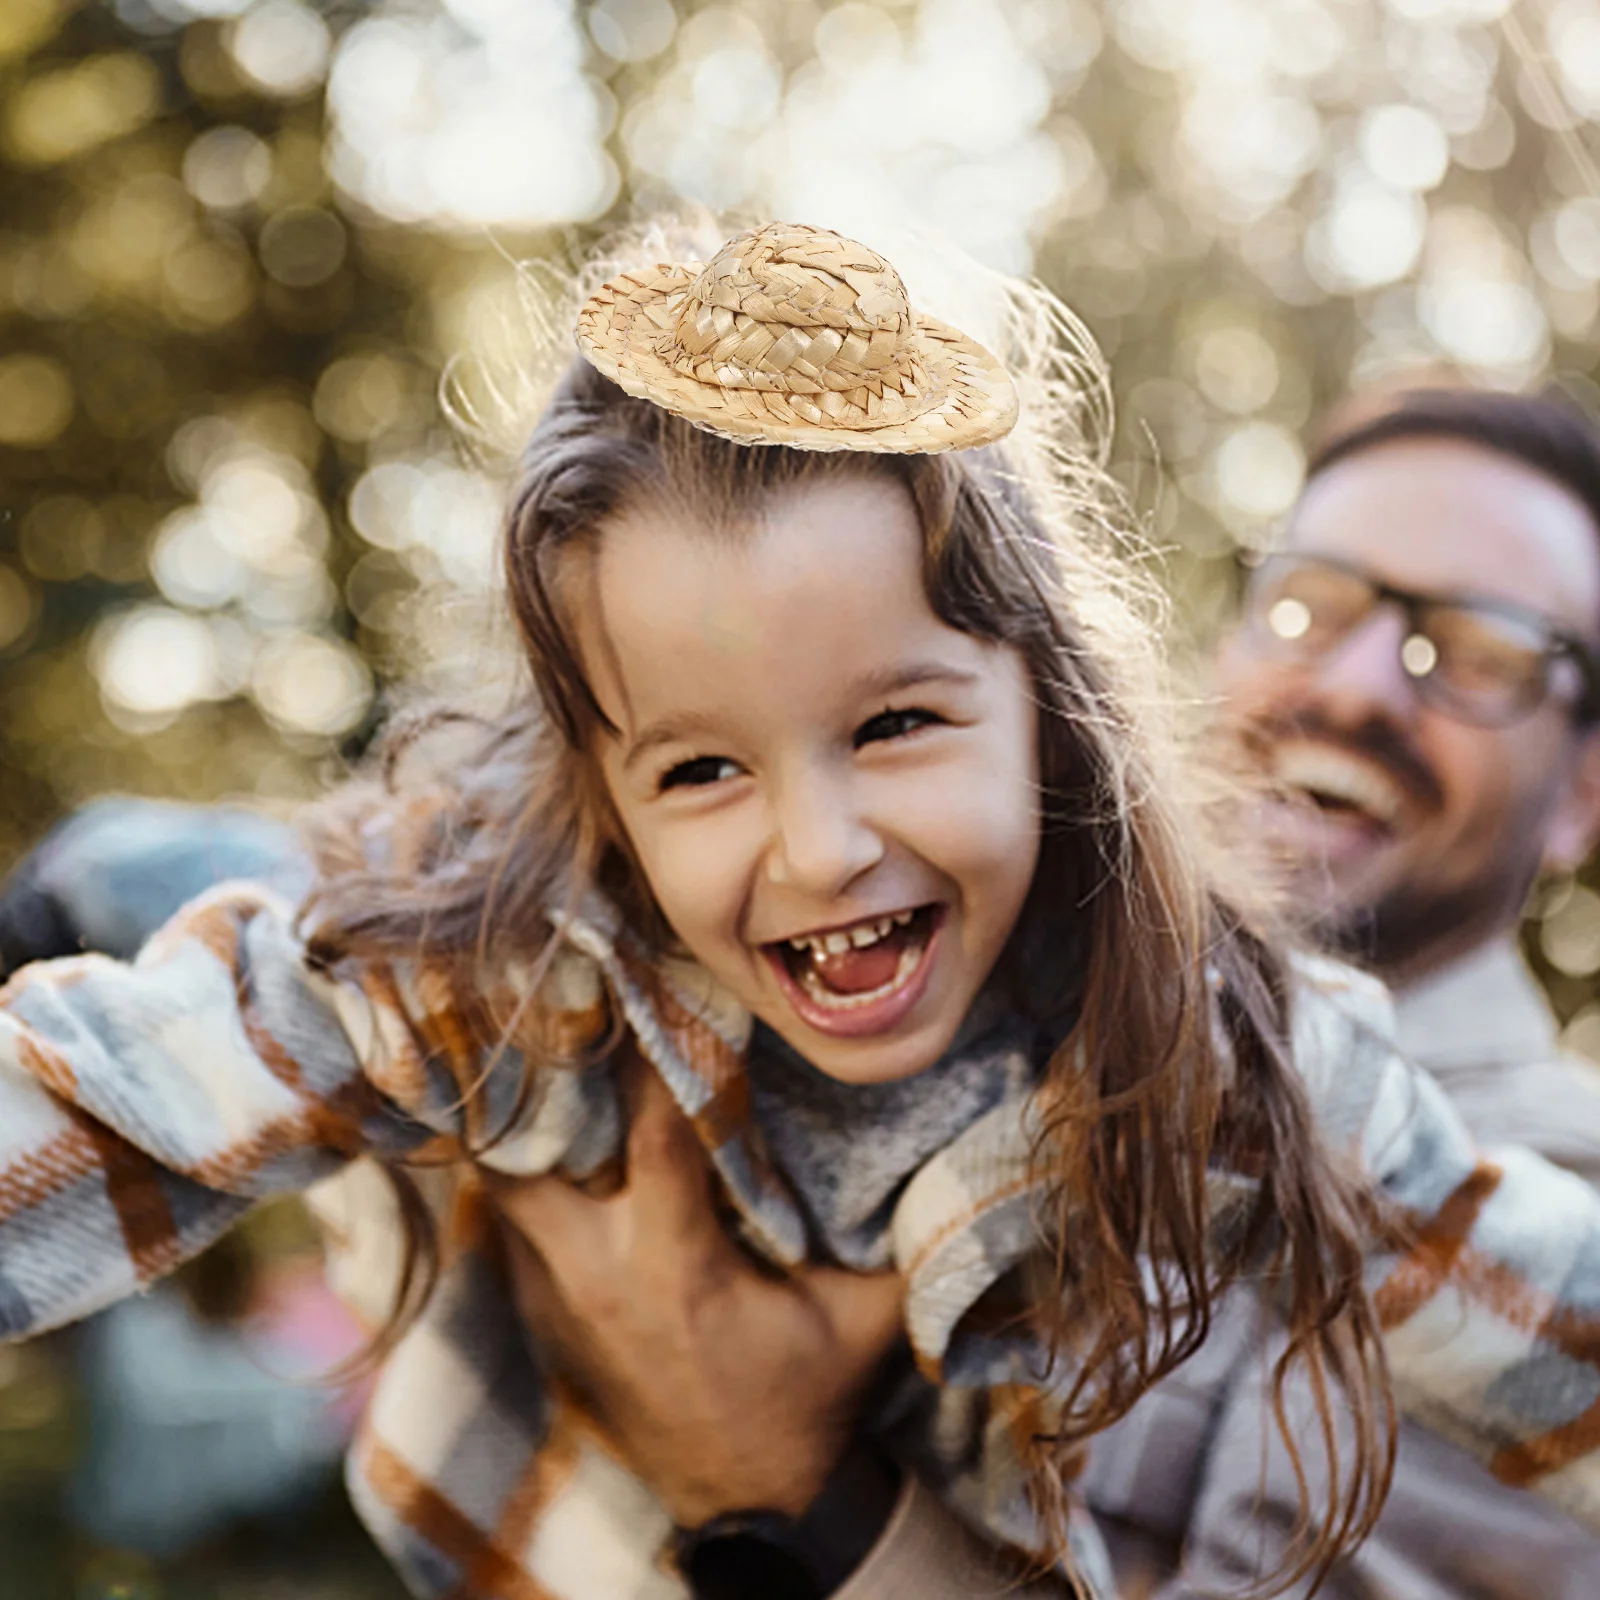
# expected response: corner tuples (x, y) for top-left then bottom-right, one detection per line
(1240, 553), (1600, 729)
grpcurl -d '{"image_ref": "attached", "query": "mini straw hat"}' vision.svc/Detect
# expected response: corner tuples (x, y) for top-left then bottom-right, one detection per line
(574, 221), (1017, 453)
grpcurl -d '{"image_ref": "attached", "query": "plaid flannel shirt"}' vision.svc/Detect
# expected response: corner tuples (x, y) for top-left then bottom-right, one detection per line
(2, 879), (1600, 1599)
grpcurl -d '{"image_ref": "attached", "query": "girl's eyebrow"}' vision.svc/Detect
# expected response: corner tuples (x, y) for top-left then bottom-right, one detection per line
(621, 709), (728, 772)
(619, 660), (981, 773)
(851, 660), (983, 700)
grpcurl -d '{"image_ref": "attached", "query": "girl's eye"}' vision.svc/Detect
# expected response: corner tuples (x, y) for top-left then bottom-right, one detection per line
(854, 707), (943, 748)
(659, 755), (742, 791)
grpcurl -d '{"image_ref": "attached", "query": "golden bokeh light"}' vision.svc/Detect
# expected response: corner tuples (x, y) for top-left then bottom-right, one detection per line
(5, 54), (162, 166)
(183, 125), (274, 210)
(0, 0), (1598, 1020)
(0, 352), (73, 446)
(164, 231), (258, 326)
(257, 205), (346, 287)
(0, 566), (40, 654)
(19, 496), (104, 583)
(313, 352), (413, 443)
(250, 629), (371, 737)
(0, 0), (71, 65)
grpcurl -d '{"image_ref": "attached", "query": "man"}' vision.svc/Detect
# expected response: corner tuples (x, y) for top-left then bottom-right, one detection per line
(1083, 387), (1600, 1597)
(18, 389), (1600, 1599)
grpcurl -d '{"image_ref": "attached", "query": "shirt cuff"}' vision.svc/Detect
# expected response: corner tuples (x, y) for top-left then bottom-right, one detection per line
(832, 1476), (1072, 1600)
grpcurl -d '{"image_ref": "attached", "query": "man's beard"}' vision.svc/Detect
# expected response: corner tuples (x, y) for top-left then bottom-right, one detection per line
(1241, 705), (1540, 977)
(1315, 852), (1541, 976)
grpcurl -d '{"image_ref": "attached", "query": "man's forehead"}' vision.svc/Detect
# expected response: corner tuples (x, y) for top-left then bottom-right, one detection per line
(1285, 436), (1600, 633)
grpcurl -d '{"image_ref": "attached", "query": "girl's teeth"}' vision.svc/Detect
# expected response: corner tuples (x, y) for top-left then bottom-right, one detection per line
(798, 937), (923, 1010)
(781, 910), (923, 956)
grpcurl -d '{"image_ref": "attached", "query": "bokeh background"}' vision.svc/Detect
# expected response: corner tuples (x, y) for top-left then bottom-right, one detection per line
(7, 0), (1600, 1593)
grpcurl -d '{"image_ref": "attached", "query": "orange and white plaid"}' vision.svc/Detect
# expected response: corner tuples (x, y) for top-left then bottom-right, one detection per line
(1, 882), (1598, 1598)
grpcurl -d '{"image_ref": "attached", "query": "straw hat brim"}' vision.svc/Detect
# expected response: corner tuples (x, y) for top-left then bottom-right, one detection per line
(576, 263), (1018, 454)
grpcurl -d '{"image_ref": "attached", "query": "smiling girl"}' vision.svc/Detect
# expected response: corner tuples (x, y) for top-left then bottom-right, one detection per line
(4, 222), (1600, 1600)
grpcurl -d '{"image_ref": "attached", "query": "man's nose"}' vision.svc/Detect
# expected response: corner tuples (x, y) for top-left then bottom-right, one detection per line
(765, 769), (884, 897)
(1304, 606), (1420, 726)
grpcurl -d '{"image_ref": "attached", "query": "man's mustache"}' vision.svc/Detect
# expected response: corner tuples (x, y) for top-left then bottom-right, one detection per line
(1245, 709), (1445, 814)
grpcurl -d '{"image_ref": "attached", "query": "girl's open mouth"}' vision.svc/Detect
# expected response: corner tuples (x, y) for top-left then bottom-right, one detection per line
(763, 905), (943, 1038)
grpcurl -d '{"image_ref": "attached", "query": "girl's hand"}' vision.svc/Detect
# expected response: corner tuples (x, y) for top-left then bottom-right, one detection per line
(490, 1062), (906, 1527)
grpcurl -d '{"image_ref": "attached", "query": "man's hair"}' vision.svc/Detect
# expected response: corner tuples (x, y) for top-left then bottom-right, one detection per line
(1309, 387), (1600, 541)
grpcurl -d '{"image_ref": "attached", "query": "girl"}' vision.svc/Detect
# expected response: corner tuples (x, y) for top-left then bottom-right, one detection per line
(2, 221), (1598, 1600)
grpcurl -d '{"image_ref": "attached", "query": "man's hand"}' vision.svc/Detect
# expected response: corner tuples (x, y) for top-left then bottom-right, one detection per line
(490, 1061), (906, 1528)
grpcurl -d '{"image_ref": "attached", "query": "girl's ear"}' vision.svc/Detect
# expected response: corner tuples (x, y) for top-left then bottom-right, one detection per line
(1543, 727), (1600, 875)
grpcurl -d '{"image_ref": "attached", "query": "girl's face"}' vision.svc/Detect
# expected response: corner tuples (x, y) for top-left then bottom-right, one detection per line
(577, 473), (1041, 1084)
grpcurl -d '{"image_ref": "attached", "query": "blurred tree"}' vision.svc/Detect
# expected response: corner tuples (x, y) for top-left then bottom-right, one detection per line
(4, 0), (1600, 1024)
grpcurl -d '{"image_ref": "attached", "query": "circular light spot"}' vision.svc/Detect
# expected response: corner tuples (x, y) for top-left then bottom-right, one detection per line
(814, 4), (902, 69)
(1421, 278), (1548, 373)
(1543, 885), (1600, 977)
(258, 207), (346, 288)
(1212, 422), (1306, 521)
(1360, 104), (1450, 192)
(1401, 634), (1439, 677)
(150, 508), (247, 607)
(229, 0), (331, 97)
(0, 0), (70, 64)
(326, 12), (619, 228)
(1554, 197), (1600, 281)
(1311, 178), (1425, 291)
(313, 353), (409, 443)
(1561, 1002), (1600, 1062)
(690, 46), (781, 132)
(1193, 325), (1280, 414)
(203, 455), (313, 568)
(1268, 597), (1312, 641)
(0, 354), (72, 446)
(163, 233), (256, 326)
(4, 53), (161, 166)
(588, 0), (677, 63)
(348, 460), (425, 550)
(251, 631), (372, 736)
(182, 126), (273, 210)
(166, 414), (238, 494)
(20, 495), (103, 581)
(0, 565), (38, 651)
(92, 605), (221, 719)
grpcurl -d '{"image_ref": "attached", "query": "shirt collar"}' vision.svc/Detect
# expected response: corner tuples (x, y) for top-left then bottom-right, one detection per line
(1393, 936), (1558, 1075)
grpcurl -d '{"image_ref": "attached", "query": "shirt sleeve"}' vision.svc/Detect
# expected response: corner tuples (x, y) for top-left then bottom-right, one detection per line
(832, 1477), (1077, 1600)
(0, 880), (594, 1342)
(1155, 1318), (1600, 1600)
(1292, 959), (1600, 1531)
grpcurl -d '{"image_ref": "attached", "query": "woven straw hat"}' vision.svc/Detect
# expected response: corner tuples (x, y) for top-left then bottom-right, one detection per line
(575, 221), (1018, 453)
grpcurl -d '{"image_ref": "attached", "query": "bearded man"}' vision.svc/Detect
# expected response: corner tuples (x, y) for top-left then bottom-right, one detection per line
(1085, 387), (1600, 1598)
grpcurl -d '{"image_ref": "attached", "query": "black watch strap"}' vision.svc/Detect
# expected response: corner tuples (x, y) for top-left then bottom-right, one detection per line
(672, 1441), (902, 1600)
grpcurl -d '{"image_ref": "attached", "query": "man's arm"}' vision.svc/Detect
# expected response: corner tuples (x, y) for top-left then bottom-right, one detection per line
(1156, 1322), (1600, 1600)
(493, 1063), (1074, 1598)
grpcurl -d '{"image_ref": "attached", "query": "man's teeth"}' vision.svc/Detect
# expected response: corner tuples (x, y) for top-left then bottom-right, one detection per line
(787, 909), (915, 956)
(1272, 744), (1404, 825)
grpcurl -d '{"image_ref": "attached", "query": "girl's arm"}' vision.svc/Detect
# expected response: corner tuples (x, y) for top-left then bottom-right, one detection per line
(0, 880), (520, 1341)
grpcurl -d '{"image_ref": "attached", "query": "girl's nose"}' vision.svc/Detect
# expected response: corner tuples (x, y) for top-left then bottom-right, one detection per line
(765, 771), (885, 897)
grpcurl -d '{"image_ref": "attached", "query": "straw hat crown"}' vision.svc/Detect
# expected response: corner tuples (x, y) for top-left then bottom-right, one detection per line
(576, 221), (1016, 453)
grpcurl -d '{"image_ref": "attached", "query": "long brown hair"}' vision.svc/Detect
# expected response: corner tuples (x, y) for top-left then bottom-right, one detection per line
(304, 344), (1393, 1589)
